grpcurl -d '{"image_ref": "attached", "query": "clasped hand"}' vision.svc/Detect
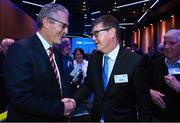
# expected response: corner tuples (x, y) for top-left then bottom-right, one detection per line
(61, 98), (76, 116)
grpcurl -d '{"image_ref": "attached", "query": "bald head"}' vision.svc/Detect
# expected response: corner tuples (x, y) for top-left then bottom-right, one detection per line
(164, 29), (180, 42)
(1, 38), (15, 54)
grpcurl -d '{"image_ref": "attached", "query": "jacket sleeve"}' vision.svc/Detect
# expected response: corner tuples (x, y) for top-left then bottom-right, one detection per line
(4, 42), (64, 120)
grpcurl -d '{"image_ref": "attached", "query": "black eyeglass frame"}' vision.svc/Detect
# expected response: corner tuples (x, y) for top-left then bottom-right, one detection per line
(91, 28), (111, 38)
(48, 17), (68, 29)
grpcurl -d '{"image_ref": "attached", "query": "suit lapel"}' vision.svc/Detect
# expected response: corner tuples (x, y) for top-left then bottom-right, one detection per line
(96, 52), (105, 94)
(31, 35), (52, 68)
(105, 48), (127, 93)
(31, 35), (61, 94)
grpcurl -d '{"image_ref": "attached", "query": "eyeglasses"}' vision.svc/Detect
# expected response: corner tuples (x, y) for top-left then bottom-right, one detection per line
(91, 28), (111, 38)
(48, 17), (68, 29)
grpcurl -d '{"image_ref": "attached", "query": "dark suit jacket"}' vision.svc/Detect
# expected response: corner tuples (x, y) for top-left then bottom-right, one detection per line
(4, 35), (72, 121)
(74, 48), (151, 122)
(149, 57), (180, 121)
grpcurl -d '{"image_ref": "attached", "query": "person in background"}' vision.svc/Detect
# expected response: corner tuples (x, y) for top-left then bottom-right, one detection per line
(71, 15), (151, 122)
(56, 37), (74, 74)
(125, 46), (132, 52)
(131, 43), (143, 55)
(4, 3), (75, 121)
(0, 38), (15, 113)
(144, 46), (159, 68)
(149, 29), (180, 121)
(73, 48), (88, 84)
(55, 37), (76, 96)
(157, 42), (164, 57)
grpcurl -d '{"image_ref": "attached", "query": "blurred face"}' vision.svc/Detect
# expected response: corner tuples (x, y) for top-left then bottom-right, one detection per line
(92, 23), (115, 54)
(163, 36), (180, 61)
(63, 41), (71, 55)
(45, 11), (69, 44)
(75, 50), (83, 63)
(1, 38), (15, 54)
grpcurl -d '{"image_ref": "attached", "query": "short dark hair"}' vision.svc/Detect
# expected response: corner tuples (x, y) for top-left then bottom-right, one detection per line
(73, 48), (85, 59)
(92, 15), (121, 40)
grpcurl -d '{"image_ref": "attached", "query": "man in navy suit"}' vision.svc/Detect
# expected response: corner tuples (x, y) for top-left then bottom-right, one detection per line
(70, 15), (152, 122)
(4, 3), (75, 121)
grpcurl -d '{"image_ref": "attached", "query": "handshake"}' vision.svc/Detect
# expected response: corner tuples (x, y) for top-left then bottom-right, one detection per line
(61, 98), (76, 116)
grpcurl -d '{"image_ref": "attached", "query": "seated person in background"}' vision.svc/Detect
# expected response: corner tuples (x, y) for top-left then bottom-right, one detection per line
(0, 38), (15, 113)
(149, 29), (180, 121)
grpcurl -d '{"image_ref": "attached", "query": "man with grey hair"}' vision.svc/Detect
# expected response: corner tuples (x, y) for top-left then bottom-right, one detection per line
(4, 3), (75, 121)
(149, 29), (180, 121)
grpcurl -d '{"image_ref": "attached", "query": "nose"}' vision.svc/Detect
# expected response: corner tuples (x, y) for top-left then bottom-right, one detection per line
(164, 42), (170, 49)
(92, 35), (97, 41)
(64, 27), (68, 34)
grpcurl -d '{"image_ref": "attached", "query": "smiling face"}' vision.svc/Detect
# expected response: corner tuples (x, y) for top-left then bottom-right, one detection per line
(163, 36), (180, 61)
(92, 23), (117, 54)
(41, 10), (69, 45)
(163, 30), (180, 63)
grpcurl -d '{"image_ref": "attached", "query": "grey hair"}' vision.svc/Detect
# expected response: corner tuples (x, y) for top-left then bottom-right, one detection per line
(37, 3), (69, 28)
(164, 29), (180, 42)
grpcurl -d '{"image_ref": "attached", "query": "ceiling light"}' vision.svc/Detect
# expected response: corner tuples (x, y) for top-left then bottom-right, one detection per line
(83, 1), (86, 4)
(119, 26), (126, 29)
(85, 25), (91, 27)
(171, 15), (174, 18)
(91, 11), (101, 15)
(117, 0), (150, 9)
(119, 23), (134, 25)
(137, 11), (147, 22)
(150, 0), (159, 9)
(22, 1), (43, 7)
(137, 0), (159, 23)
(52, 0), (56, 3)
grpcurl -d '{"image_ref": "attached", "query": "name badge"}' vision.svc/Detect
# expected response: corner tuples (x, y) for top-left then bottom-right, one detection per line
(114, 74), (128, 83)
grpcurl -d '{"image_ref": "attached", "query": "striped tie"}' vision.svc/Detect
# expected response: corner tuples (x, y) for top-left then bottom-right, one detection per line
(48, 47), (59, 83)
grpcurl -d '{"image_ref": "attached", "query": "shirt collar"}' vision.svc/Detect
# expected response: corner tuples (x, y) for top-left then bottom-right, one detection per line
(165, 58), (180, 68)
(104, 44), (120, 61)
(36, 32), (51, 50)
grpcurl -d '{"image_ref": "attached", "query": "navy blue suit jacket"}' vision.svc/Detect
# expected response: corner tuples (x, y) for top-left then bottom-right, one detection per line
(4, 35), (72, 121)
(74, 48), (152, 121)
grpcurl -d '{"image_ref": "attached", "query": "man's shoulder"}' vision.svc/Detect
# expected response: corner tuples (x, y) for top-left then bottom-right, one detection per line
(120, 49), (142, 61)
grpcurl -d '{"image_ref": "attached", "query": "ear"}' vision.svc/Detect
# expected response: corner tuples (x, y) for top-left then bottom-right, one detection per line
(110, 28), (116, 39)
(42, 17), (49, 29)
